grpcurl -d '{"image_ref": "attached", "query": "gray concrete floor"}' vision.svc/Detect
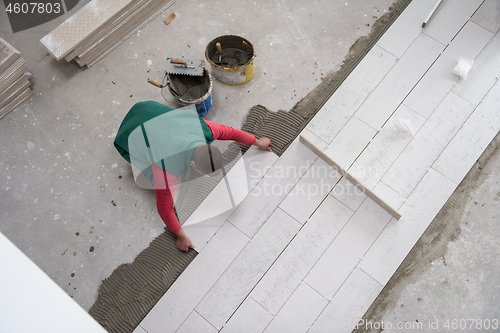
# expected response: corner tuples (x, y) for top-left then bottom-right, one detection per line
(384, 148), (500, 332)
(358, 135), (500, 333)
(0, 0), (394, 311)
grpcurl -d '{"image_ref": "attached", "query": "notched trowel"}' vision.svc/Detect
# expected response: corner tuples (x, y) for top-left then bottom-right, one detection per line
(147, 58), (206, 90)
(165, 58), (205, 76)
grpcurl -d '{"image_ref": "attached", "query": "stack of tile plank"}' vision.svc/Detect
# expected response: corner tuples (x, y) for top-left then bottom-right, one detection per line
(0, 38), (32, 120)
(40, 0), (174, 68)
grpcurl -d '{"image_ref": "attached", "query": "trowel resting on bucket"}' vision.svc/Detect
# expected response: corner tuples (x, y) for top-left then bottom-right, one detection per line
(146, 58), (213, 117)
(147, 58), (205, 87)
(165, 58), (205, 76)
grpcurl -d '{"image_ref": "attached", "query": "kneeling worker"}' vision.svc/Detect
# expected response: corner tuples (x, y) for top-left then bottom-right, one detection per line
(114, 101), (272, 251)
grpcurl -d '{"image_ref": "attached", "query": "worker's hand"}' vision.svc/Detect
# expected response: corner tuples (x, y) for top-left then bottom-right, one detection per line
(174, 229), (194, 252)
(254, 137), (272, 152)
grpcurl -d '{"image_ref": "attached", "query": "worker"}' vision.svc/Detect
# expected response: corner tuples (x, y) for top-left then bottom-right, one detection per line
(113, 101), (272, 251)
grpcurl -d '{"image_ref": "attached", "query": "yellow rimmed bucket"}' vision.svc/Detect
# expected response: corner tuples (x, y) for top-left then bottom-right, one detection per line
(205, 35), (255, 85)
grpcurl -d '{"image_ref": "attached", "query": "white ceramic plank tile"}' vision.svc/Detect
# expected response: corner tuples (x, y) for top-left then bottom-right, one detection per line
(452, 33), (500, 106)
(279, 157), (342, 224)
(376, 0), (441, 58)
(309, 268), (383, 333)
(372, 181), (406, 211)
(330, 177), (367, 212)
(176, 311), (217, 333)
(299, 127), (328, 152)
(140, 222), (249, 333)
(382, 92), (474, 198)
(196, 208), (301, 330)
(405, 21), (494, 118)
(355, 33), (445, 130)
(182, 147), (278, 251)
(306, 45), (397, 143)
(251, 195), (353, 315)
(263, 282), (328, 333)
(471, 0), (500, 33)
(358, 168), (457, 286)
(178, 136), (260, 228)
(434, 81), (500, 183)
(304, 198), (392, 299)
(220, 297), (274, 333)
(423, 0), (484, 45)
(183, 209), (233, 253)
(228, 139), (317, 237)
(323, 116), (377, 170)
(348, 104), (426, 190)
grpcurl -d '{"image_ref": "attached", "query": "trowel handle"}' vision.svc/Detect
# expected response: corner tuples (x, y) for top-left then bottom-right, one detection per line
(216, 42), (222, 53)
(170, 59), (186, 65)
(147, 78), (162, 87)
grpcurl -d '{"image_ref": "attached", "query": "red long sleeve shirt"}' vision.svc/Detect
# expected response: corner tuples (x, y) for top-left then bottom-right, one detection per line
(153, 121), (256, 233)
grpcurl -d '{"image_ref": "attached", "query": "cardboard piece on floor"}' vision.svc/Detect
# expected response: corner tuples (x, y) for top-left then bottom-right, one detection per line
(164, 12), (176, 24)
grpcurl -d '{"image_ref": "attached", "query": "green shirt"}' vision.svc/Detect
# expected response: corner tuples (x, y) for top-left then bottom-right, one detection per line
(114, 101), (214, 180)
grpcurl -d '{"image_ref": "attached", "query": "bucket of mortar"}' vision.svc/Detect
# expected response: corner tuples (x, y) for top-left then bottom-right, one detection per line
(205, 35), (255, 85)
(167, 68), (213, 117)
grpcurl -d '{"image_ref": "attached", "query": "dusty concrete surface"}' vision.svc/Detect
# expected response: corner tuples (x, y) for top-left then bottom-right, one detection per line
(0, 0), (396, 312)
(355, 134), (500, 333)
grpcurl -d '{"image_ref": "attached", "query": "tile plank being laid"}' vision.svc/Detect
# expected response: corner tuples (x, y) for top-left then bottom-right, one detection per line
(139, 222), (249, 333)
(376, 0), (440, 58)
(433, 81), (500, 184)
(405, 21), (494, 118)
(358, 168), (457, 286)
(263, 282), (328, 333)
(470, 0), (500, 33)
(220, 297), (274, 333)
(304, 198), (392, 299)
(251, 195), (354, 315)
(182, 147), (278, 252)
(323, 116), (377, 171)
(228, 138), (317, 238)
(306, 45), (397, 143)
(176, 311), (217, 333)
(308, 268), (383, 333)
(182, 147), (277, 228)
(355, 33), (445, 130)
(279, 157), (342, 224)
(381, 92), (475, 198)
(452, 33), (500, 106)
(348, 104), (426, 190)
(196, 208), (301, 330)
(423, 0), (485, 45)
